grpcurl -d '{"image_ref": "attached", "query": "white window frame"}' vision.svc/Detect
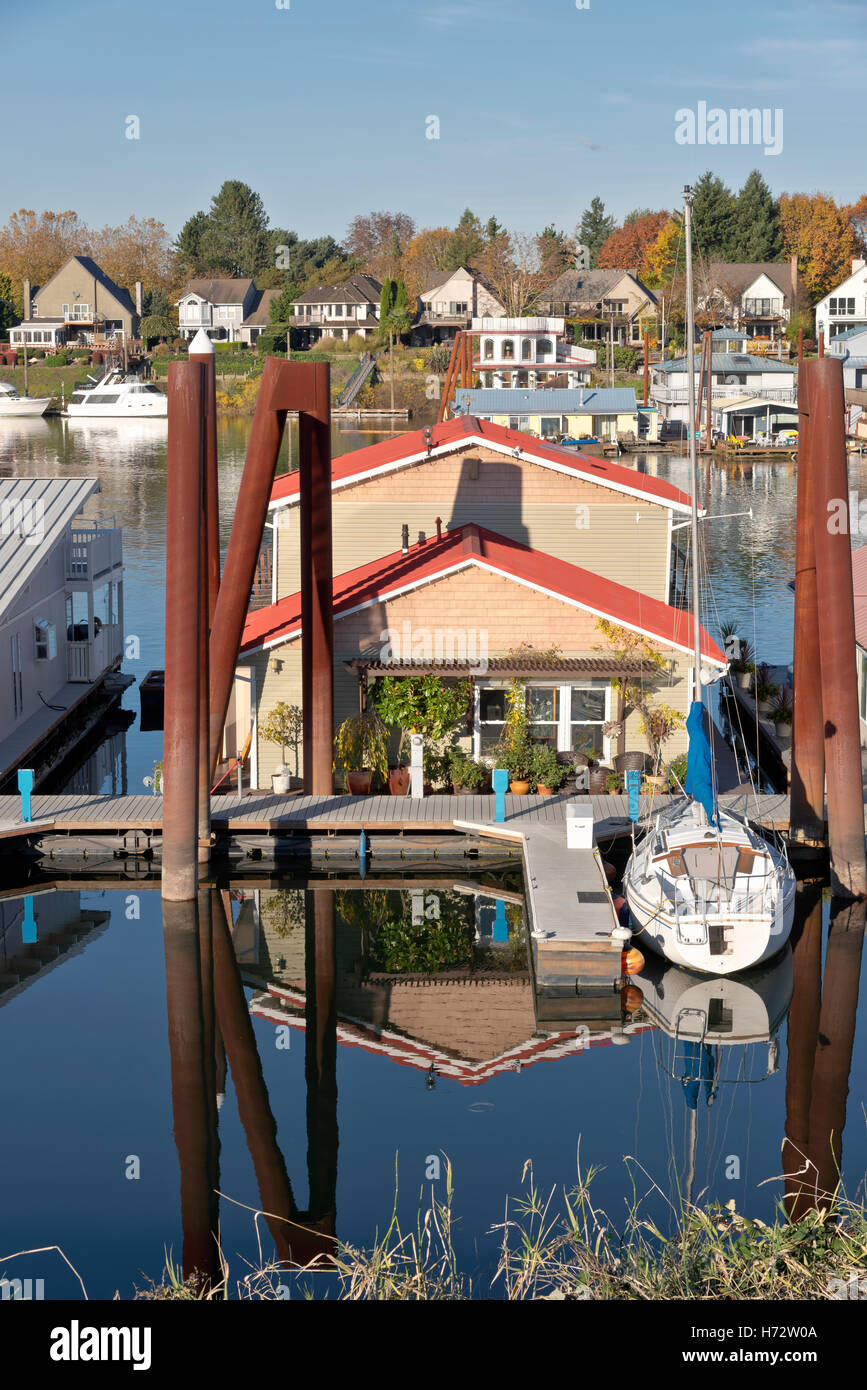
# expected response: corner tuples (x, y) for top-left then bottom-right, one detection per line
(473, 680), (611, 761)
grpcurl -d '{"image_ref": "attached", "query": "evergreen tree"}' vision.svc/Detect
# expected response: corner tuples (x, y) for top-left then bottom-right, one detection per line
(691, 171), (735, 260)
(577, 197), (615, 267)
(174, 210), (210, 273)
(445, 208), (486, 270)
(485, 215), (504, 241)
(730, 170), (782, 261)
(379, 278), (412, 409)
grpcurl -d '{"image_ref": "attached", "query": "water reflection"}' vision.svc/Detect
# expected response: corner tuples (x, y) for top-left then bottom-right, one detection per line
(0, 871), (863, 1294)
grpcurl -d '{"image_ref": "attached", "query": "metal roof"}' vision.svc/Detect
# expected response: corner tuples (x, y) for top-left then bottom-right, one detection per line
(654, 353), (795, 374)
(829, 327), (867, 342)
(452, 387), (638, 413)
(0, 478), (99, 622)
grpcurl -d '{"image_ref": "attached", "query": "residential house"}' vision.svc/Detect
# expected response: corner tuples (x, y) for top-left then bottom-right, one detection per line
(291, 273), (383, 344)
(699, 260), (798, 346)
(239, 521), (725, 789)
(9, 257), (141, 351)
(176, 278), (258, 343)
(240, 288), (280, 346)
(815, 259), (867, 346)
(0, 478), (124, 785)
(452, 386), (639, 442)
(650, 351), (797, 428)
(240, 415), (712, 786)
(538, 269), (658, 346)
(413, 266), (507, 344)
(473, 317), (594, 389)
(828, 326), (867, 436)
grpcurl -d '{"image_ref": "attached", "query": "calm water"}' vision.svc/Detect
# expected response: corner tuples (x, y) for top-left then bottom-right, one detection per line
(0, 420), (865, 1297)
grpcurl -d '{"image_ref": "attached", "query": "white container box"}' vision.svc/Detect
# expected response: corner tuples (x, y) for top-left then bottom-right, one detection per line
(566, 803), (594, 849)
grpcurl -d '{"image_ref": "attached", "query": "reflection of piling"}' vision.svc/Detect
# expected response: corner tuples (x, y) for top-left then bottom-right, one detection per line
(807, 898), (865, 1205)
(305, 890), (338, 1239)
(299, 365), (334, 794)
(808, 358), (867, 896)
(162, 897), (220, 1287)
(783, 884), (823, 1222)
(163, 362), (204, 901)
(790, 366), (825, 844)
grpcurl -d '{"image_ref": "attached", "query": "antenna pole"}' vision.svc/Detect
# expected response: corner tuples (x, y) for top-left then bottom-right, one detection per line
(683, 185), (702, 701)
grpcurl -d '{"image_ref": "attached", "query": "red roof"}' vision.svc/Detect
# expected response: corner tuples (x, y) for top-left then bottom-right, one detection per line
(241, 522), (727, 663)
(268, 414), (693, 512)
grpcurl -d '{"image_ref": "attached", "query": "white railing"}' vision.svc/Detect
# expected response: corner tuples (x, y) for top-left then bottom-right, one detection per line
(65, 527), (122, 581)
(66, 623), (122, 682)
(651, 385), (796, 404)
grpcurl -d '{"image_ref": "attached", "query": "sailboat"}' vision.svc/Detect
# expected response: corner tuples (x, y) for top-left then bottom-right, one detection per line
(622, 186), (796, 975)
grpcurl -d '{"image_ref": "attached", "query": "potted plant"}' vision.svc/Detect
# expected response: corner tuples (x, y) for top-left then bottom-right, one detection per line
(754, 664), (779, 717)
(729, 637), (755, 690)
(531, 745), (569, 795)
(502, 735), (534, 794)
(333, 709), (389, 793)
(449, 747), (487, 795)
(260, 701), (303, 793)
(496, 680), (534, 792)
(372, 674), (471, 796)
(666, 752), (689, 794)
(603, 769), (622, 793)
(387, 764), (410, 796)
(772, 687), (793, 743)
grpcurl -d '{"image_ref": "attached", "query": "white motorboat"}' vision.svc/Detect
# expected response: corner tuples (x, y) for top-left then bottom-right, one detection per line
(0, 380), (52, 417)
(622, 185), (796, 974)
(65, 368), (167, 418)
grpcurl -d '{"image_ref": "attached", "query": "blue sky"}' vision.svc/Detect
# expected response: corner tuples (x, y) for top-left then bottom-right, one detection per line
(4, 0), (866, 242)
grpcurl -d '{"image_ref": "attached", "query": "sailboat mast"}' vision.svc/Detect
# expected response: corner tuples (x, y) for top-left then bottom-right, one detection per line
(683, 185), (702, 701)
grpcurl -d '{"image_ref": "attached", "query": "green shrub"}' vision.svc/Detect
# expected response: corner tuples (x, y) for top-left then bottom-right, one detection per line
(531, 745), (568, 791)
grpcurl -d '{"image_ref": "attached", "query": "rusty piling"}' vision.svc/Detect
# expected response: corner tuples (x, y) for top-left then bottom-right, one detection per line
(298, 363), (334, 793)
(809, 357), (867, 897)
(790, 363), (826, 844)
(163, 361), (204, 901)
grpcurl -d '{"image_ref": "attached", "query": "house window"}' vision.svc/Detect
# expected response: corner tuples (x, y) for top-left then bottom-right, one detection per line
(521, 338), (533, 360)
(537, 339), (552, 358)
(509, 416), (521, 430)
(528, 687), (558, 747)
(34, 619), (57, 662)
(830, 297), (856, 316)
(62, 303), (69, 316)
(476, 682), (610, 758)
(569, 685), (607, 756)
(483, 339), (494, 359)
(502, 339), (515, 360)
(540, 416), (561, 437)
(478, 686), (508, 752)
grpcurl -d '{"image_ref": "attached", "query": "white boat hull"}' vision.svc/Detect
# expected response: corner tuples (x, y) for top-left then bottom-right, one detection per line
(0, 396), (51, 417)
(65, 399), (167, 418)
(623, 799), (796, 975)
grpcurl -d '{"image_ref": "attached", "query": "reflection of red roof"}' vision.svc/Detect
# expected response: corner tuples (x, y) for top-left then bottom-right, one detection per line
(241, 522), (727, 664)
(269, 414), (693, 512)
(250, 984), (656, 1085)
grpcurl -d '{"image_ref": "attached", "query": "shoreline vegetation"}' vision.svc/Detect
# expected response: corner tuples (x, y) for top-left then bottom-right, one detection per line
(7, 1158), (863, 1302)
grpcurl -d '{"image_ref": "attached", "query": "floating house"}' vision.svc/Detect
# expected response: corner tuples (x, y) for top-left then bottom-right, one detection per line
(472, 316), (595, 389)
(650, 351), (796, 426)
(451, 386), (639, 441)
(0, 478), (124, 786)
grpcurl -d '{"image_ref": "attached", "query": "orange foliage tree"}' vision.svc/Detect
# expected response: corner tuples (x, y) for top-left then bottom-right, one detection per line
(598, 212), (669, 272)
(0, 209), (90, 287)
(779, 193), (858, 301)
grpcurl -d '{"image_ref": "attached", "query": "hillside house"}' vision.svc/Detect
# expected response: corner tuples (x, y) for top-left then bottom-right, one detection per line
(698, 260), (798, 345)
(176, 278), (258, 343)
(9, 258), (141, 350)
(538, 269), (658, 346)
(815, 260), (867, 347)
(413, 266), (506, 344)
(291, 273), (383, 344)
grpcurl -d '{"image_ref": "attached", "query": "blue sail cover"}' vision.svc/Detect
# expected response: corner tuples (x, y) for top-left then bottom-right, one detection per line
(684, 700), (718, 826)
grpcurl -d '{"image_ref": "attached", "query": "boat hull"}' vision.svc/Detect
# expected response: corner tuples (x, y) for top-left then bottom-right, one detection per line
(625, 883), (796, 974)
(0, 398), (51, 417)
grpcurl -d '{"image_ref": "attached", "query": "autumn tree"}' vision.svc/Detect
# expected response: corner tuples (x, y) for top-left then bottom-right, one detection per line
(844, 195), (867, 257)
(89, 216), (180, 298)
(0, 209), (90, 288)
(640, 215), (683, 288)
(597, 212), (669, 271)
(343, 211), (415, 281)
(401, 227), (457, 297)
(476, 231), (544, 316)
(779, 192), (858, 300)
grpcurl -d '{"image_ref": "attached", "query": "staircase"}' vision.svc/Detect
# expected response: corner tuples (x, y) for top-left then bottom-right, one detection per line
(334, 353), (376, 412)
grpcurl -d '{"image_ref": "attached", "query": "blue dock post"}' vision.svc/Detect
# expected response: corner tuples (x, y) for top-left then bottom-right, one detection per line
(17, 768), (34, 824)
(492, 768), (508, 823)
(492, 898), (508, 942)
(358, 827), (369, 879)
(22, 896), (37, 945)
(625, 768), (641, 821)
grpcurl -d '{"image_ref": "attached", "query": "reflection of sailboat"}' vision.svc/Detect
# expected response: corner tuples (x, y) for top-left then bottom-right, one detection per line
(623, 186), (796, 973)
(637, 949), (793, 1201)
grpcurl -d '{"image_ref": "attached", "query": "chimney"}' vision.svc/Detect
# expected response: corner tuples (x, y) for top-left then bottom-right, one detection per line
(23, 278), (31, 319)
(135, 281), (143, 316)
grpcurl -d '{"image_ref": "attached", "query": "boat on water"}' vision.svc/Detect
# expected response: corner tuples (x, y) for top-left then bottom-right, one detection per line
(65, 368), (167, 418)
(622, 185), (796, 975)
(0, 380), (52, 417)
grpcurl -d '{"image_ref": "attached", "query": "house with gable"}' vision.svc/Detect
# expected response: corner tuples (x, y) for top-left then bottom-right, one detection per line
(413, 266), (507, 344)
(538, 268), (658, 346)
(698, 260), (799, 346)
(235, 416), (719, 788)
(176, 278), (259, 343)
(815, 259), (867, 347)
(9, 257), (141, 351)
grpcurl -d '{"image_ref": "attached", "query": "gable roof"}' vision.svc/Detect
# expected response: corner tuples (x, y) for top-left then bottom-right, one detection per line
(0, 478), (100, 620)
(34, 256), (136, 316)
(420, 264), (503, 302)
(241, 522), (726, 663)
(242, 287), (279, 327)
(541, 267), (657, 308)
(707, 261), (796, 303)
(178, 278), (254, 306)
(268, 414), (694, 513)
(292, 272), (383, 307)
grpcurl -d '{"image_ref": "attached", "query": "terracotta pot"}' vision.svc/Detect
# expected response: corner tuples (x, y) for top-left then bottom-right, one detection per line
(644, 774), (667, 791)
(509, 779), (530, 795)
(347, 770), (371, 794)
(387, 767), (410, 796)
(536, 784), (554, 796)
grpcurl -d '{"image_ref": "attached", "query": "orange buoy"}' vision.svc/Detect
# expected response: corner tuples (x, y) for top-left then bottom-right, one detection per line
(621, 946), (645, 975)
(621, 984), (644, 1012)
